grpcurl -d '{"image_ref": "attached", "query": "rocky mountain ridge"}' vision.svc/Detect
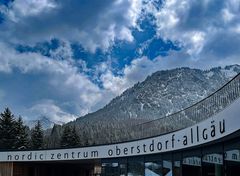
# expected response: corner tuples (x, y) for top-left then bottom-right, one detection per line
(76, 64), (240, 123)
(45, 64), (240, 147)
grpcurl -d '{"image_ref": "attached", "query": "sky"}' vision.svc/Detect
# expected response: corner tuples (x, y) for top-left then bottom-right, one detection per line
(0, 0), (239, 123)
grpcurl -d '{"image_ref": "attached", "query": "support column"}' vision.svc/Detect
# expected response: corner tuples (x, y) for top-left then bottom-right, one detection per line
(0, 162), (13, 176)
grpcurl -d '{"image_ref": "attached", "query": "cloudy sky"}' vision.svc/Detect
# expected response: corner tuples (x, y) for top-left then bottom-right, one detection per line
(0, 0), (239, 123)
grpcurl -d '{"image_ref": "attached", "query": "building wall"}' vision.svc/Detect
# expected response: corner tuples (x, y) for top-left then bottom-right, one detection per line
(101, 136), (240, 176)
(1, 134), (239, 176)
(0, 162), (13, 176)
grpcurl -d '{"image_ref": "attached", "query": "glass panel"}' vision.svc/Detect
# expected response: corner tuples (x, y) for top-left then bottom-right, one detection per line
(145, 154), (162, 176)
(120, 162), (127, 176)
(145, 162), (162, 176)
(128, 157), (144, 176)
(202, 144), (223, 176)
(101, 162), (119, 176)
(163, 154), (172, 176)
(182, 149), (201, 176)
(202, 154), (223, 176)
(224, 138), (240, 176)
(173, 153), (181, 176)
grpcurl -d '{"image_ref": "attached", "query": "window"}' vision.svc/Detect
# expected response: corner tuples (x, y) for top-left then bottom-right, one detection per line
(145, 154), (162, 176)
(101, 159), (120, 176)
(182, 149), (202, 176)
(163, 153), (172, 176)
(128, 157), (144, 176)
(173, 152), (181, 176)
(202, 144), (223, 176)
(224, 138), (240, 176)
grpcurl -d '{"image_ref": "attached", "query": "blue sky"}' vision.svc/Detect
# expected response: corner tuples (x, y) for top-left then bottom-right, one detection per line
(0, 0), (239, 123)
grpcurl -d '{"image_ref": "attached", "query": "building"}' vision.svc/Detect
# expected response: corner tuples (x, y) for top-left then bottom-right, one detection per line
(0, 73), (240, 176)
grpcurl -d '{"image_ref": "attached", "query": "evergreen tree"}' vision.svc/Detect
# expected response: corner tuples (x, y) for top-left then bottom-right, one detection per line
(71, 126), (80, 146)
(60, 125), (80, 148)
(60, 125), (72, 148)
(0, 108), (17, 149)
(15, 116), (29, 149)
(48, 124), (61, 148)
(30, 121), (43, 149)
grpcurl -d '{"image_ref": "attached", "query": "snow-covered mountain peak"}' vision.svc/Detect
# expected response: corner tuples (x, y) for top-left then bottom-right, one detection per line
(76, 65), (240, 123)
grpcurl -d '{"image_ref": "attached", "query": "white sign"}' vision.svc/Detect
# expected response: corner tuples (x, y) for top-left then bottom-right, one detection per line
(1, 98), (240, 162)
(225, 150), (240, 162)
(182, 157), (201, 166)
(203, 154), (223, 165)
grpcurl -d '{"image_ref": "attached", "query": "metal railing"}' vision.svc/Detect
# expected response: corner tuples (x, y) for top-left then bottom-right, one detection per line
(108, 73), (240, 143)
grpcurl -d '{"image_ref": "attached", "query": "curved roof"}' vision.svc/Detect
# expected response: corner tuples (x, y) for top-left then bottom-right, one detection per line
(1, 93), (240, 162)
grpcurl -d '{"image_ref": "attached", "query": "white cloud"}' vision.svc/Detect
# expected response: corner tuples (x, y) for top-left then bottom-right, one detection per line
(100, 70), (126, 94)
(222, 8), (235, 23)
(141, 0), (240, 62)
(119, 27), (134, 42)
(0, 42), (106, 122)
(28, 100), (77, 123)
(232, 24), (240, 33)
(0, 42), (73, 74)
(8, 0), (57, 21)
(49, 40), (73, 62)
(187, 31), (206, 56)
(0, 0), (143, 52)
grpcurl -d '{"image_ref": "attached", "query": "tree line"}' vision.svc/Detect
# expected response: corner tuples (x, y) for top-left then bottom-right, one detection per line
(1, 107), (166, 150)
(0, 108), (80, 150)
(0, 108), (43, 150)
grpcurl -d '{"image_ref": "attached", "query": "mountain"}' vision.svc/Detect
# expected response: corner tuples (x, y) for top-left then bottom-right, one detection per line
(25, 116), (55, 130)
(76, 64), (240, 123)
(46, 64), (240, 147)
